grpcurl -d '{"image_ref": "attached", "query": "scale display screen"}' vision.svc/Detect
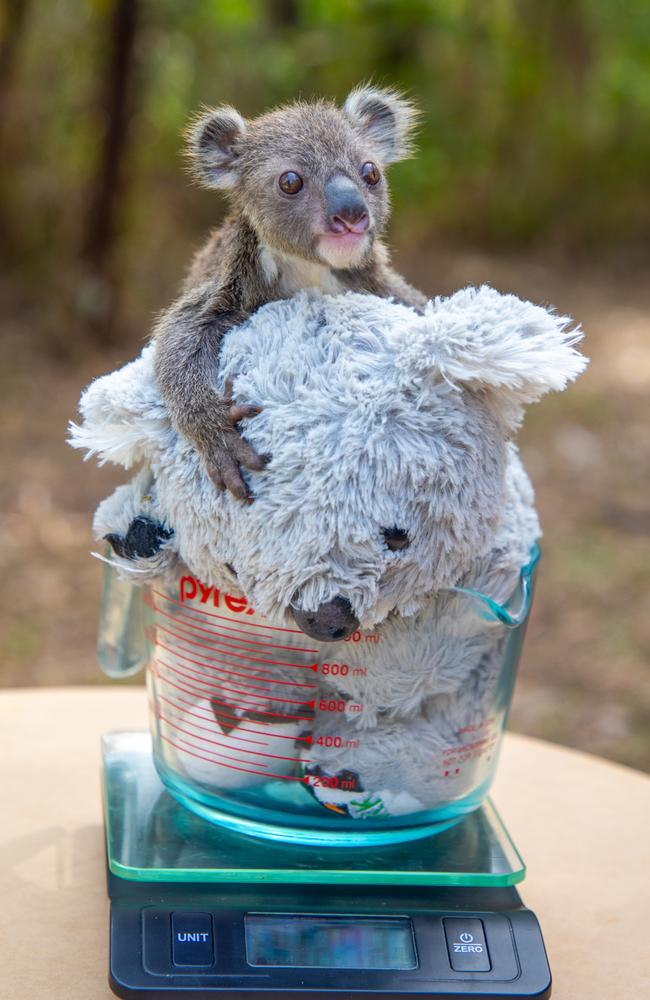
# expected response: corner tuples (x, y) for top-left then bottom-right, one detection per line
(245, 913), (417, 970)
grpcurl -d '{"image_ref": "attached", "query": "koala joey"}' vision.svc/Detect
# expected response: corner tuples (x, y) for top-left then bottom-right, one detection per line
(153, 86), (426, 502)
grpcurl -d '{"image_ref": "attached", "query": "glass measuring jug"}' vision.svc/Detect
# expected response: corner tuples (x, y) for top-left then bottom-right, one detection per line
(98, 547), (539, 846)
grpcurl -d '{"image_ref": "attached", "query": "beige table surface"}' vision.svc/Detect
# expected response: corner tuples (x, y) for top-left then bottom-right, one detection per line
(1, 687), (649, 999)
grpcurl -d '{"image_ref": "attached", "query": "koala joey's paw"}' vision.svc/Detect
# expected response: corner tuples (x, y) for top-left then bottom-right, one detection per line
(205, 378), (271, 501)
(104, 515), (173, 560)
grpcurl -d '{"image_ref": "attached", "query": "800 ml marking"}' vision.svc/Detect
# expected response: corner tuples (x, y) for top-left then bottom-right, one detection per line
(319, 662), (368, 677)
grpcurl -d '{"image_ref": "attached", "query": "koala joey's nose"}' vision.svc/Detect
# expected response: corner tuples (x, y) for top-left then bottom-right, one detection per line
(290, 595), (359, 642)
(330, 210), (369, 235)
(325, 176), (369, 235)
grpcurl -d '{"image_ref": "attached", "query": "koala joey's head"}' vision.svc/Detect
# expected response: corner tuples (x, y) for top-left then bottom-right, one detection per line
(186, 86), (418, 270)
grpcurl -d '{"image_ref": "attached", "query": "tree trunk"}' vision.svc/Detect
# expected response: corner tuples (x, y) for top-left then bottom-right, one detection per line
(0, 0), (29, 120)
(0, 0), (30, 257)
(79, 0), (140, 341)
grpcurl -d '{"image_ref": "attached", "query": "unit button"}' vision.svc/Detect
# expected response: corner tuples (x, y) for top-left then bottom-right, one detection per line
(172, 912), (214, 967)
(443, 918), (491, 973)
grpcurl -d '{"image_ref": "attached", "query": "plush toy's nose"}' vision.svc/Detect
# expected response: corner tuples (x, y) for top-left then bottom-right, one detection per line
(290, 596), (359, 642)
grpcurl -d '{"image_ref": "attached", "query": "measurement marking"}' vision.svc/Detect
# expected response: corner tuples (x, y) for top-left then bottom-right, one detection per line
(153, 589), (308, 636)
(156, 645), (286, 696)
(153, 696), (268, 746)
(156, 638), (317, 690)
(152, 599), (318, 654)
(154, 621), (318, 672)
(154, 619), (308, 668)
(159, 713), (311, 765)
(157, 655), (282, 705)
(156, 656), (315, 708)
(149, 670), (313, 743)
(156, 639), (307, 696)
(155, 663), (314, 722)
(160, 733), (309, 782)
(208, 695), (313, 724)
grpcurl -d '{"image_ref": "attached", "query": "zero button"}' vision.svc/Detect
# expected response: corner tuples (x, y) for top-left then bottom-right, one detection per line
(443, 917), (491, 973)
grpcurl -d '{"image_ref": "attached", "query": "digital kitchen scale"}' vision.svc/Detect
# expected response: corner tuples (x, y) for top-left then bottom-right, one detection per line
(104, 732), (551, 998)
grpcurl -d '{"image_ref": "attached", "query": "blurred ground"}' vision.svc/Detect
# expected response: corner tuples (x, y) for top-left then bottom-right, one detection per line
(1, 245), (649, 772)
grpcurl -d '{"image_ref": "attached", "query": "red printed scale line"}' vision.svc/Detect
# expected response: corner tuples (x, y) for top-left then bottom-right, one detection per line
(155, 661), (314, 722)
(155, 640), (307, 699)
(159, 713), (311, 764)
(157, 645), (282, 698)
(156, 655), (314, 708)
(150, 671), (312, 743)
(149, 695), (269, 747)
(154, 621), (318, 672)
(152, 598), (317, 655)
(155, 637), (316, 690)
(152, 589), (308, 637)
(160, 734), (308, 782)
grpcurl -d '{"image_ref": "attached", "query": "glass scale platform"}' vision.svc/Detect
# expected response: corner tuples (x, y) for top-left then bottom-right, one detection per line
(104, 732), (550, 999)
(104, 731), (526, 887)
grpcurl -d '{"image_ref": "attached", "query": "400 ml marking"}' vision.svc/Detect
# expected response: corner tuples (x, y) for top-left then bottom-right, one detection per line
(315, 735), (361, 749)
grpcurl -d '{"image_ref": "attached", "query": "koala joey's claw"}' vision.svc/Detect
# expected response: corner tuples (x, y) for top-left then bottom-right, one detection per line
(206, 450), (251, 502)
(222, 458), (251, 502)
(204, 386), (271, 502)
(223, 377), (263, 424)
(228, 402), (263, 424)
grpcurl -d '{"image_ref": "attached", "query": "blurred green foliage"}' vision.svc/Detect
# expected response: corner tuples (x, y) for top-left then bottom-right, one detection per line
(2, 0), (650, 331)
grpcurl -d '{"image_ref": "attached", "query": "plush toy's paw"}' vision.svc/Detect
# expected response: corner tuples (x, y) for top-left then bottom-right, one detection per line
(105, 515), (173, 560)
(202, 379), (271, 501)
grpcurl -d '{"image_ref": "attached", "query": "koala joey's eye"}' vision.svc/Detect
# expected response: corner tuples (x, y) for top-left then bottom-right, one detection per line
(279, 171), (304, 195)
(225, 563), (238, 578)
(361, 161), (381, 186)
(382, 527), (410, 552)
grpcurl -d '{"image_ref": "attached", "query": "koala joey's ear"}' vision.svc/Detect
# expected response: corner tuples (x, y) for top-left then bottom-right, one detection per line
(398, 286), (588, 426)
(343, 85), (418, 163)
(186, 105), (247, 190)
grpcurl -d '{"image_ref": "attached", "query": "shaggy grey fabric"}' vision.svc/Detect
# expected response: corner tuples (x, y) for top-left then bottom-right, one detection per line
(70, 285), (586, 813)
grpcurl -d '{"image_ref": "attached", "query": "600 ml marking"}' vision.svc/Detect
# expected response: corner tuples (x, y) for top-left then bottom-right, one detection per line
(318, 699), (364, 714)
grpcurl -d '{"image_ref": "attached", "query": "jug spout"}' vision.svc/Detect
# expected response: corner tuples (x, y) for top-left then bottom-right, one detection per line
(450, 544), (540, 628)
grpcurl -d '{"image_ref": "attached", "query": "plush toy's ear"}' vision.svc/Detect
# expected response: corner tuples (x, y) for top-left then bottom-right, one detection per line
(343, 85), (418, 163)
(398, 286), (587, 422)
(68, 346), (168, 468)
(186, 105), (247, 190)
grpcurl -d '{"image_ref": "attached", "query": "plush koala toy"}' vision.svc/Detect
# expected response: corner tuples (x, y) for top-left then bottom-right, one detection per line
(71, 286), (586, 818)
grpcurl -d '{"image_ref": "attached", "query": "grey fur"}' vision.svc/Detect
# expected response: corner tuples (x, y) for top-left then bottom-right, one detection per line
(71, 286), (586, 814)
(155, 87), (425, 501)
(343, 85), (419, 163)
